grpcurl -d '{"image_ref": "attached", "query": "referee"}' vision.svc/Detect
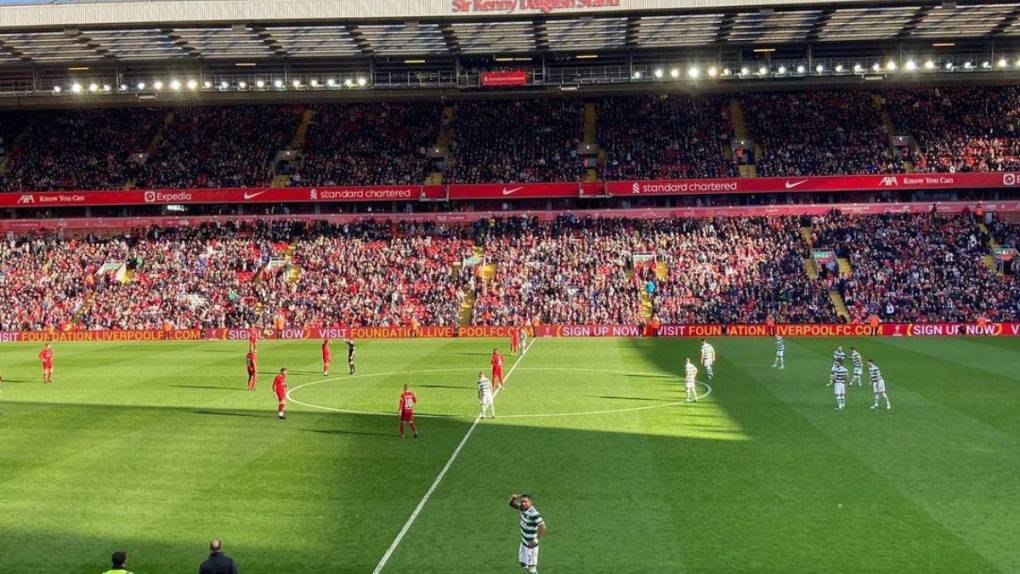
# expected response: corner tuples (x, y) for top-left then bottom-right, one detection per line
(346, 338), (356, 375)
(509, 493), (546, 574)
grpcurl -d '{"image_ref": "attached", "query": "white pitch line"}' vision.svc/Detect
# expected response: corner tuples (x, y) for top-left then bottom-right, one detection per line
(371, 338), (535, 574)
(286, 367), (480, 419)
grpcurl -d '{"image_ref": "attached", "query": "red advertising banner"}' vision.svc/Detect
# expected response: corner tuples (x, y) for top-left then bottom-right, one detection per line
(2, 323), (1020, 343)
(445, 182), (602, 200)
(3, 172), (1020, 209)
(601, 172), (1020, 197)
(480, 70), (528, 87)
(0, 185), (421, 209)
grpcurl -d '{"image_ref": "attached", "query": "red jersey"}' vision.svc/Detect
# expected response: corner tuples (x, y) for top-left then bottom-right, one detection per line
(511, 330), (520, 344)
(491, 352), (504, 371)
(249, 331), (258, 348)
(322, 340), (331, 359)
(399, 391), (417, 413)
(273, 374), (287, 398)
(246, 352), (256, 372)
(39, 348), (53, 366)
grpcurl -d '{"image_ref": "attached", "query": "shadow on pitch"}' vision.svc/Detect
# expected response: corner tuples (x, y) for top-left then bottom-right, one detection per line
(171, 384), (245, 391)
(0, 379), (32, 384)
(192, 409), (268, 418)
(304, 428), (395, 438)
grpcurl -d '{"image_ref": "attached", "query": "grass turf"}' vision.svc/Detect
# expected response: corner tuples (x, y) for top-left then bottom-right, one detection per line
(0, 336), (1017, 573)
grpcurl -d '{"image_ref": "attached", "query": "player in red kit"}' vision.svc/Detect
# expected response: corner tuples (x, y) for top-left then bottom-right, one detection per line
(248, 328), (258, 352)
(510, 329), (521, 356)
(321, 338), (331, 376)
(491, 348), (505, 390)
(272, 368), (288, 420)
(39, 343), (54, 384)
(246, 349), (258, 391)
(398, 384), (418, 438)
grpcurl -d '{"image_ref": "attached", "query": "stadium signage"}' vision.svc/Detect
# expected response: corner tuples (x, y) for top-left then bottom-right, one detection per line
(5, 323), (1020, 342)
(6, 174), (1020, 209)
(481, 71), (528, 87)
(452, 0), (620, 14)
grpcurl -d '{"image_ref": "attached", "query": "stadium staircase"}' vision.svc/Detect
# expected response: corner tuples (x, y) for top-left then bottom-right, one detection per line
(427, 105), (456, 185)
(800, 227), (819, 280)
(977, 222), (1004, 276)
(456, 245), (487, 326)
(829, 290), (852, 322)
(72, 293), (97, 326)
(125, 111), (175, 190)
(729, 98), (758, 178)
(872, 94), (915, 172)
(290, 107), (315, 149)
(0, 122), (30, 176)
(583, 102), (598, 182)
(837, 257), (853, 276)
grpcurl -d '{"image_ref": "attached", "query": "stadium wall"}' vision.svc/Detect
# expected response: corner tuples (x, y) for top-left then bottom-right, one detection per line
(1, 323), (1017, 343)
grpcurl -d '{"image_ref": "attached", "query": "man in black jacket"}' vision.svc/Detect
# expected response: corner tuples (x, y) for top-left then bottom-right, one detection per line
(199, 539), (239, 574)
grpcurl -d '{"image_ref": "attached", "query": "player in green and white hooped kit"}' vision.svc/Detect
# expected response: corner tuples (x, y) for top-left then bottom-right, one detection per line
(772, 335), (785, 369)
(829, 358), (849, 410)
(509, 493), (546, 574)
(700, 339), (716, 380)
(868, 359), (892, 410)
(684, 358), (699, 402)
(849, 347), (864, 386)
(832, 346), (846, 368)
(477, 371), (495, 418)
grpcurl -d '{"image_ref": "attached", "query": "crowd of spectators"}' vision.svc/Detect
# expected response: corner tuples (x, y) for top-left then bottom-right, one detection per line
(0, 108), (161, 192)
(647, 216), (835, 323)
(471, 216), (644, 325)
(136, 105), (302, 189)
(447, 98), (585, 183)
(296, 102), (442, 186)
(2, 213), (1019, 330)
(741, 91), (901, 176)
(885, 86), (1020, 173)
(811, 212), (1020, 322)
(596, 95), (738, 180)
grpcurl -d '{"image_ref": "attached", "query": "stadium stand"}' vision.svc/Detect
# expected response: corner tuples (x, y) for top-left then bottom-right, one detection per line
(811, 212), (1020, 322)
(596, 95), (738, 180)
(447, 98), (585, 183)
(136, 105), (303, 189)
(297, 102), (442, 186)
(740, 90), (902, 176)
(885, 86), (1020, 173)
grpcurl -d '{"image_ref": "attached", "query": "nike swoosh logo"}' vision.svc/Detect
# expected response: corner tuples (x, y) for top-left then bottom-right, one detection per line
(784, 180), (808, 189)
(243, 191), (268, 200)
(501, 186), (524, 196)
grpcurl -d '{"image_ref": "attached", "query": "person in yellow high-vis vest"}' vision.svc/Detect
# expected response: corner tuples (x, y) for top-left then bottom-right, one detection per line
(101, 550), (134, 574)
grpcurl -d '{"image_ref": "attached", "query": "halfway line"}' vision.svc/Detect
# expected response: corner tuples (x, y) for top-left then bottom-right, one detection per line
(371, 338), (535, 574)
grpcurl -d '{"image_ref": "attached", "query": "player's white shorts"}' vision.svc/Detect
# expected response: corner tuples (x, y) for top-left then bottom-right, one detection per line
(685, 380), (696, 393)
(518, 543), (539, 567)
(702, 359), (714, 368)
(480, 393), (493, 406)
(854, 368), (863, 377)
(776, 351), (784, 358)
(833, 382), (846, 396)
(873, 381), (886, 394)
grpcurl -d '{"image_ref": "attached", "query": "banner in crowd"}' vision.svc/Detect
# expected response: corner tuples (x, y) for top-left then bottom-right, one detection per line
(9, 172), (1020, 210)
(2, 323), (1020, 343)
(480, 70), (528, 87)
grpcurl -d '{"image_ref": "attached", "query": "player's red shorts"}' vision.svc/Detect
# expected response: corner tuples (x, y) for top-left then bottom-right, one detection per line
(275, 391), (287, 402)
(323, 355), (331, 363)
(400, 409), (414, 422)
(42, 362), (53, 370)
(247, 368), (256, 377)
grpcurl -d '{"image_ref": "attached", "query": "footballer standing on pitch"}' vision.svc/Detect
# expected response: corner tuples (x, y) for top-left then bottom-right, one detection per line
(509, 493), (546, 574)
(346, 338), (356, 375)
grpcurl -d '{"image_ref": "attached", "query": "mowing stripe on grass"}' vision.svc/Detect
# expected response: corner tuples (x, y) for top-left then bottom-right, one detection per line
(371, 338), (535, 574)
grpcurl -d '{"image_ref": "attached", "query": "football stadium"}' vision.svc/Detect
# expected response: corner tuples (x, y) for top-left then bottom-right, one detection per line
(1, 0), (1019, 573)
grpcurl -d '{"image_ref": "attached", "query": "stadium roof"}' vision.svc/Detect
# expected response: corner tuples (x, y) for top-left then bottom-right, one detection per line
(1, 0), (1019, 104)
(0, 0), (1019, 64)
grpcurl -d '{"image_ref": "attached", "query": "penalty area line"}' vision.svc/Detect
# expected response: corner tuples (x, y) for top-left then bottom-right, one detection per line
(371, 338), (535, 574)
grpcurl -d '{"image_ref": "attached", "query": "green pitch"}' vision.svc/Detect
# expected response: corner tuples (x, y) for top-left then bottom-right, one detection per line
(0, 336), (1017, 573)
